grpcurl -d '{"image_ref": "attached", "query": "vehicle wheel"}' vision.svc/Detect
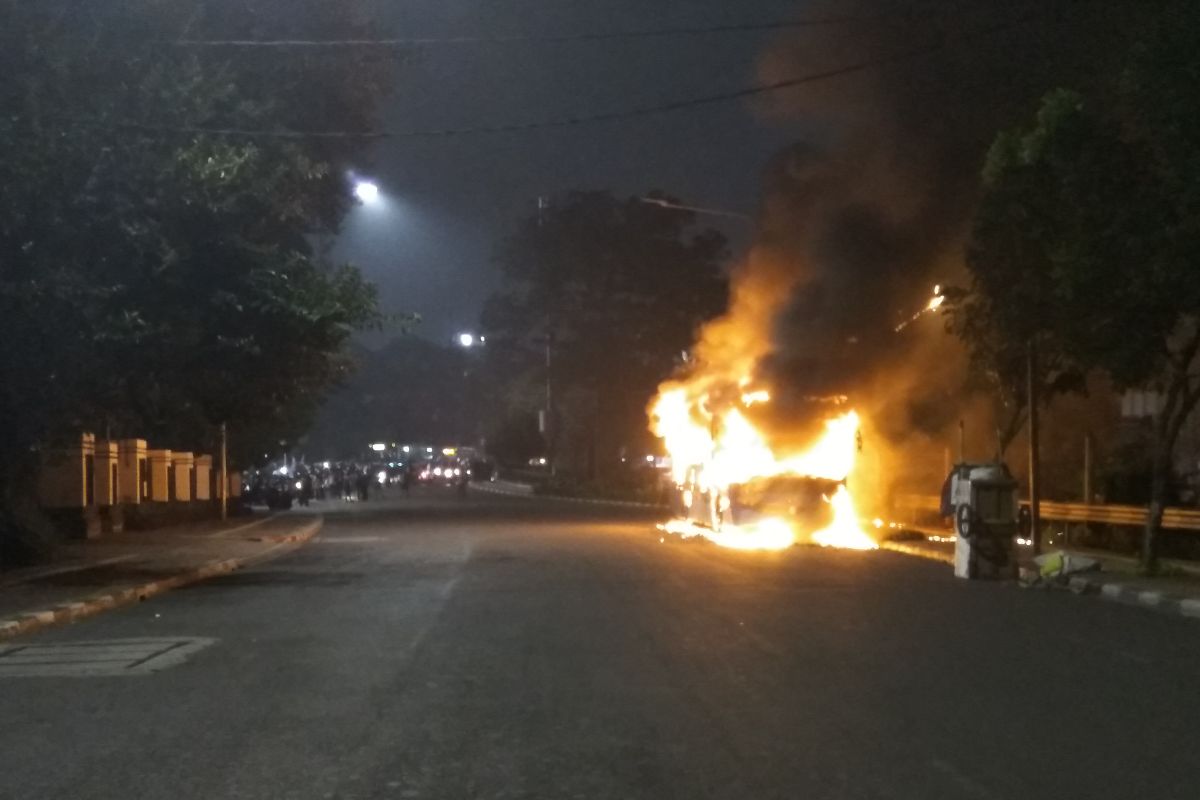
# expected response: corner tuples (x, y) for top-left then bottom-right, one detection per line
(956, 504), (973, 539)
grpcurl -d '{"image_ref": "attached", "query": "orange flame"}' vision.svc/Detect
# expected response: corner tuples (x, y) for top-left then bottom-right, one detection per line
(659, 517), (796, 551)
(647, 244), (878, 552)
(811, 485), (878, 550)
(649, 383), (876, 552)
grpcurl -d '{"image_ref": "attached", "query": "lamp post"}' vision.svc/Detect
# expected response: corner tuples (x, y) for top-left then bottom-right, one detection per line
(904, 287), (1043, 554)
(638, 196), (752, 222)
(454, 332), (487, 447)
(219, 422), (228, 522)
(1027, 339), (1042, 555)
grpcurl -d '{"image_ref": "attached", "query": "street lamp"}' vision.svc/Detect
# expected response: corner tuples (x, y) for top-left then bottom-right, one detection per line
(639, 196), (752, 222)
(457, 332), (475, 348)
(904, 285), (1043, 555)
(354, 180), (380, 205)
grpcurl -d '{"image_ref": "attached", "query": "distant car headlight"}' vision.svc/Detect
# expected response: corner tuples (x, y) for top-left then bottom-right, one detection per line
(453, 468), (461, 476)
(433, 467), (443, 476)
(294, 481), (303, 490)
(377, 470), (387, 483)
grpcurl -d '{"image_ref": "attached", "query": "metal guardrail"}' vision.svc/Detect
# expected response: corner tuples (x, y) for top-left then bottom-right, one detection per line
(895, 495), (1200, 532)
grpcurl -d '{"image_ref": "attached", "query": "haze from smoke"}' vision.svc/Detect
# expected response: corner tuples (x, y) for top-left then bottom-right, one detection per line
(676, 0), (1157, 503)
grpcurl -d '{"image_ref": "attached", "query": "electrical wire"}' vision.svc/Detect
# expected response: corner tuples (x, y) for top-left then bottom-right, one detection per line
(15, 17), (1024, 143)
(167, 17), (888, 48)
(49, 36), (959, 141)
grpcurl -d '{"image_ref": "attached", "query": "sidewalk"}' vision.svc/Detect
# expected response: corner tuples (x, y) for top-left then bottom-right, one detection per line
(0, 512), (321, 640)
(882, 535), (1200, 621)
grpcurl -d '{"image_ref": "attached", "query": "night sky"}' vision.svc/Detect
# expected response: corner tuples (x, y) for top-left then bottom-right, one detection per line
(333, 0), (809, 345)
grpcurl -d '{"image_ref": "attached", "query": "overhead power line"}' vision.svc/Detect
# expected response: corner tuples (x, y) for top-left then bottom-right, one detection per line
(62, 37), (959, 142)
(29, 18), (1019, 143)
(168, 17), (883, 48)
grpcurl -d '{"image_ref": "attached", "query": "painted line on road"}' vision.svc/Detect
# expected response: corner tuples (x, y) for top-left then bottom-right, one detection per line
(0, 637), (217, 678)
(0, 517), (322, 642)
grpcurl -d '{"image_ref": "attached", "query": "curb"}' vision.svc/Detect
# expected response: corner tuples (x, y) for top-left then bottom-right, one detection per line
(882, 539), (1200, 623)
(471, 482), (667, 510)
(0, 517), (322, 641)
(1054, 572), (1200, 621)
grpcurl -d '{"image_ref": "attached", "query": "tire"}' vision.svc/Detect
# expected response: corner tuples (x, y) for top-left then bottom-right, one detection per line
(956, 504), (973, 539)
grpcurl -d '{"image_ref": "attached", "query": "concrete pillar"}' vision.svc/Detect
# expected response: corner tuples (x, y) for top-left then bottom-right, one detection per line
(213, 470), (243, 501)
(171, 452), (194, 502)
(94, 440), (120, 507)
(118, 439), (148, 504)
(147, 449), (172, 502)
(194, 455), (212, 501)
(37, 433), (96, 508)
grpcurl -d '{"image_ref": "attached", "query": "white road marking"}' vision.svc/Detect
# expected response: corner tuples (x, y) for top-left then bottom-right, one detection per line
(0, 637), (216, 678)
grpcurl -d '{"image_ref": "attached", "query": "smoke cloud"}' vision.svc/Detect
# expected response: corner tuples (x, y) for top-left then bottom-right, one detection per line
(675, 0), (1157, 503)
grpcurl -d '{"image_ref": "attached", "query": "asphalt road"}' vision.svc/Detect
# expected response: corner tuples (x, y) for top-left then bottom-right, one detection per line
(2, 486), (1199, 799)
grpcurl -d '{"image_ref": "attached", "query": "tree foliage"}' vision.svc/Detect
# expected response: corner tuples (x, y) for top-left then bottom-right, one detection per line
(952, 3), (1200, 568)
(0, 1), (392, 549)
(482, 191), (728, 473)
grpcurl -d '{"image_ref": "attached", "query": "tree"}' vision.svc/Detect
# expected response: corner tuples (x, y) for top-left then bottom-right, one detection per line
(945, 100), (1090, 455)
(954, 3), (1200, 569)
(482, 191), (728, 475)
(0, 2), (391, 557)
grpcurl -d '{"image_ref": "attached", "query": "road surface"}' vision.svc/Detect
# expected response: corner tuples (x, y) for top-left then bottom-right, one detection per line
(3, 487), (1199, 799)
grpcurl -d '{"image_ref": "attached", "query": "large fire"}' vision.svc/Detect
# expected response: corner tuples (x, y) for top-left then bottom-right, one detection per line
(649, 384), (878, 552)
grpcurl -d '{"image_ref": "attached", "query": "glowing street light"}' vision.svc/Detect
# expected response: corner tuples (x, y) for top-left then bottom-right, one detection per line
(639, 196), (751, 222)
(457, 332), (480, 348)
(354, 180), (380, 205)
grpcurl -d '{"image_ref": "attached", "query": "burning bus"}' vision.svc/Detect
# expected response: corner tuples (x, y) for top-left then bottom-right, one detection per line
(672, 465), (840, 546)
(650, 385), (877, 552)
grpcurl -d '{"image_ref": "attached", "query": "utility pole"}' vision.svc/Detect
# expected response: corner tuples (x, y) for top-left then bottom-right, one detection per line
(219, 422), (228, 522)
(1027, 340), (1042, 555)
(1083, 432), (1093, 505)
(545, 335), (555, 477)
